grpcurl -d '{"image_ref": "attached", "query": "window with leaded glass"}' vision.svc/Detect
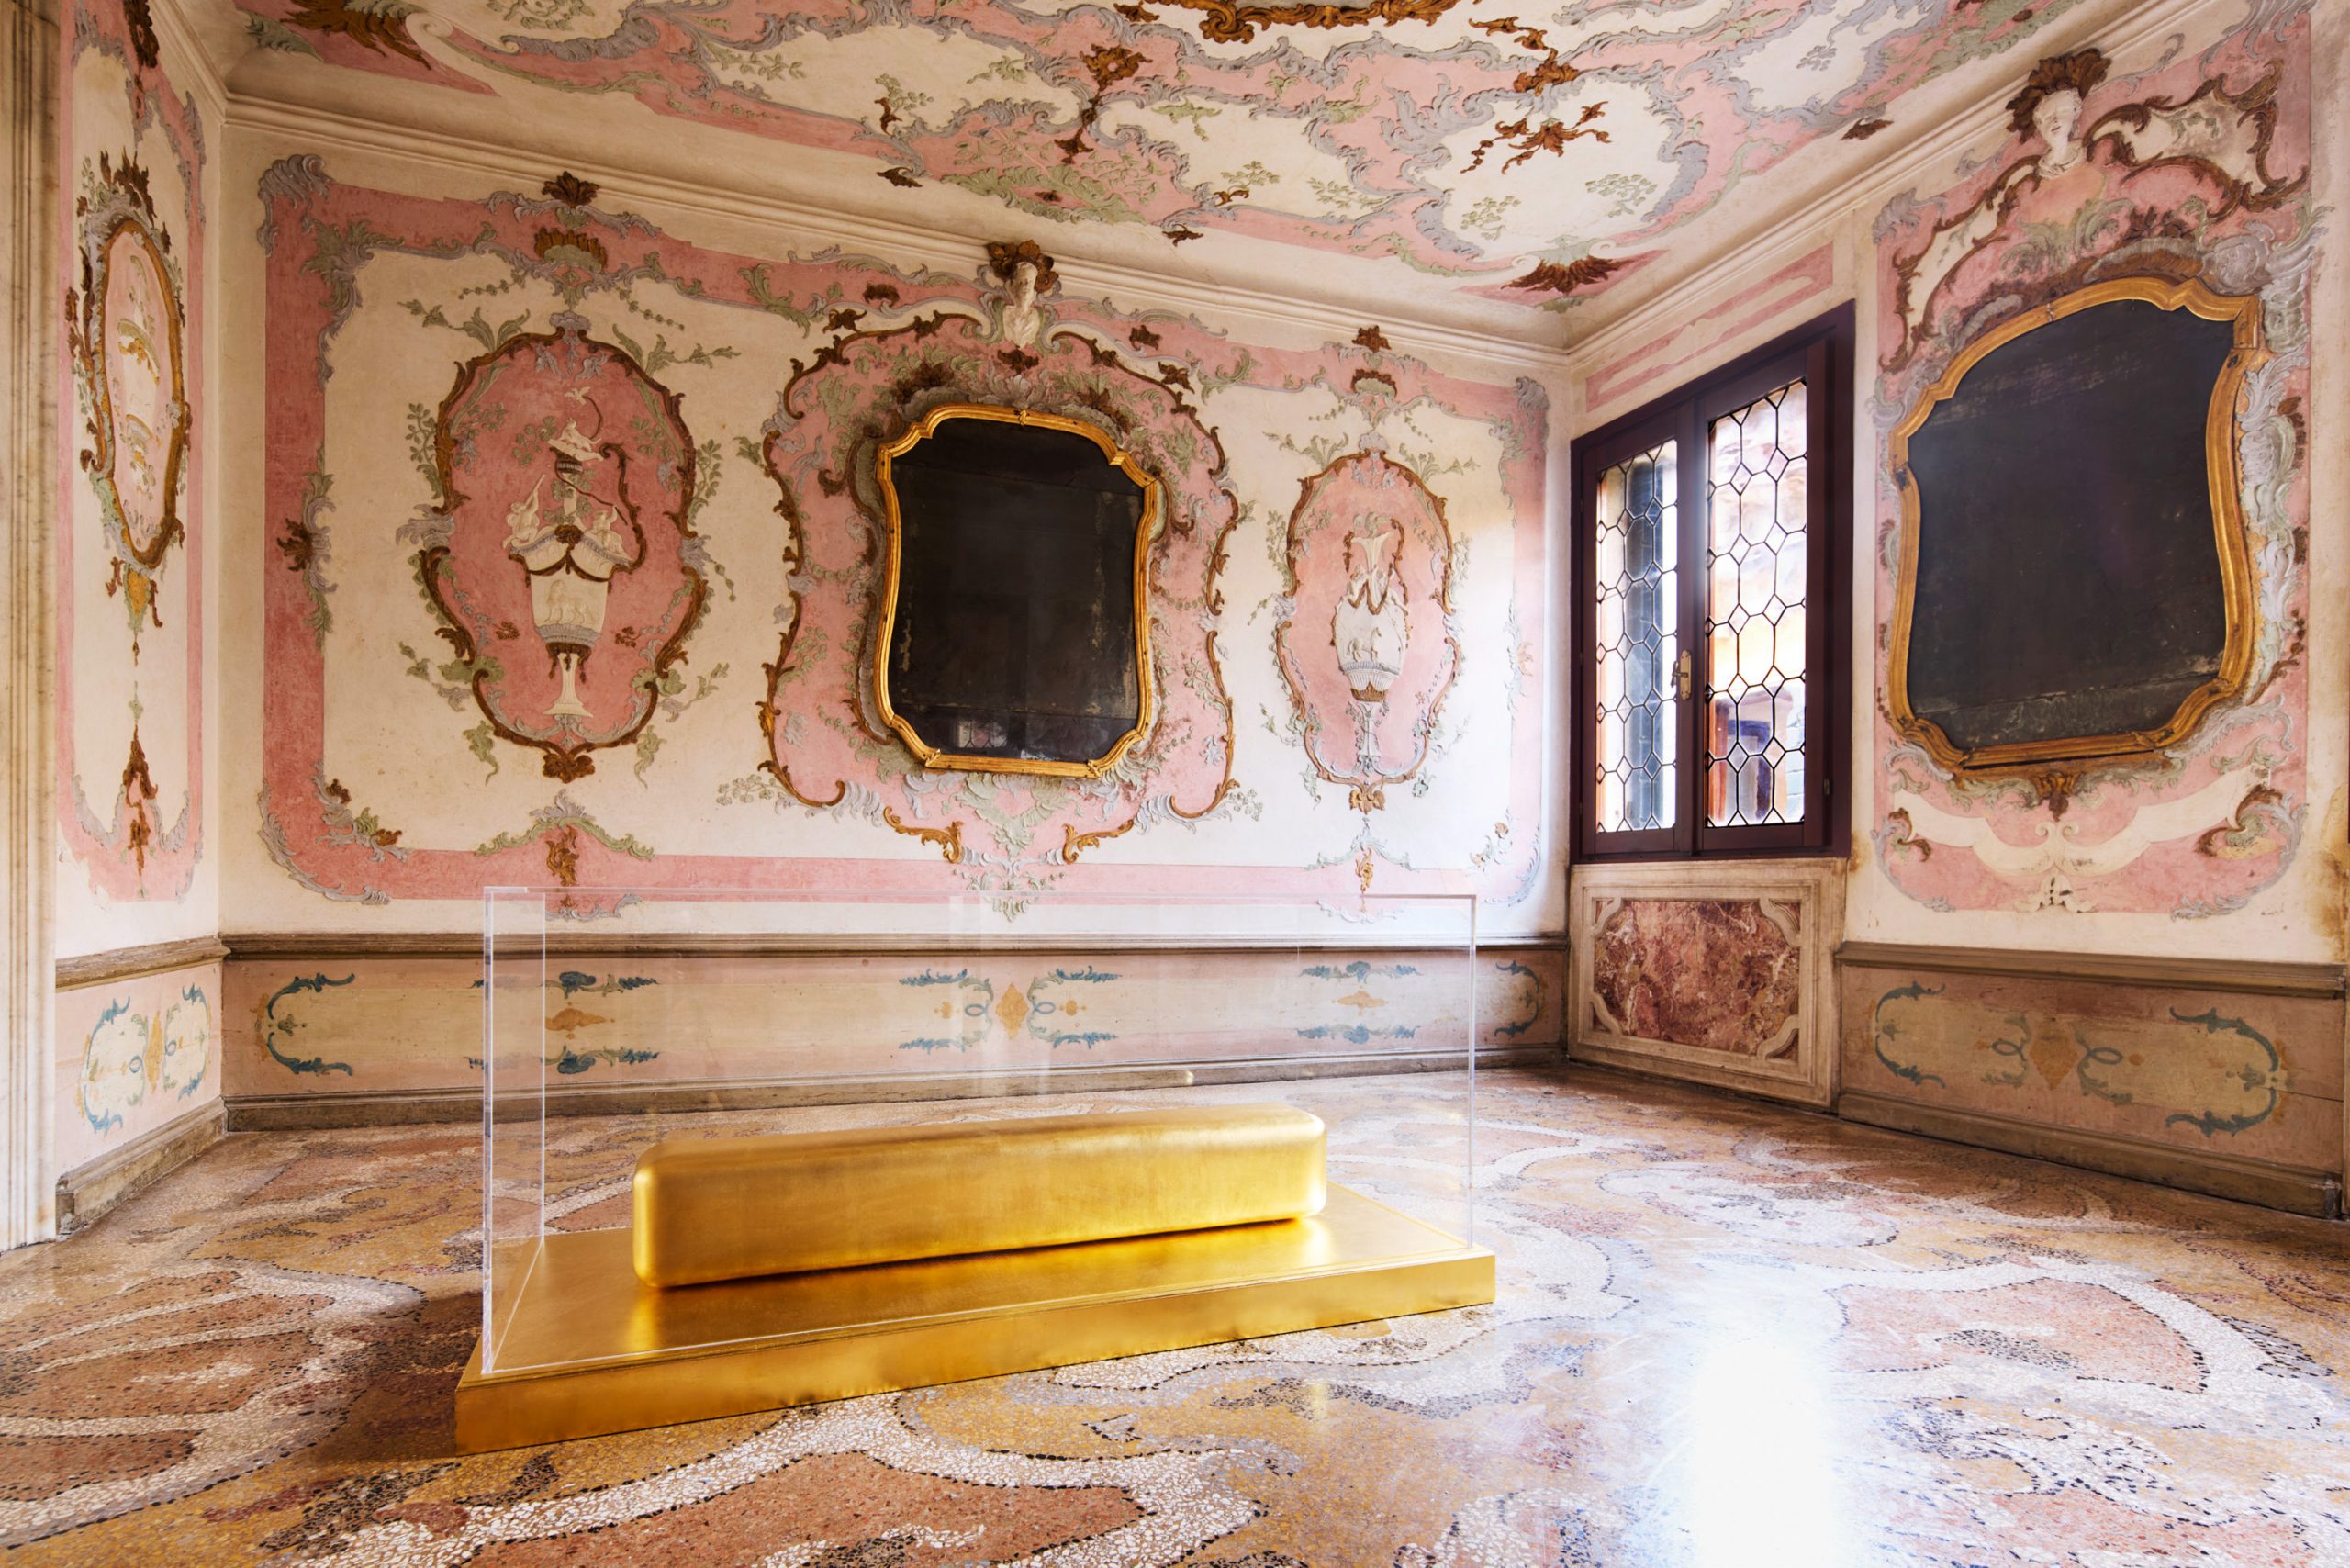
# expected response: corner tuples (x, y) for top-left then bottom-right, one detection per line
(1572, 307), (1852, 859)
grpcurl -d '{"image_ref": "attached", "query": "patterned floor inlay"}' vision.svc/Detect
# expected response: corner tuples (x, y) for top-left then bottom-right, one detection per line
(2, 1068), (2347, 1564)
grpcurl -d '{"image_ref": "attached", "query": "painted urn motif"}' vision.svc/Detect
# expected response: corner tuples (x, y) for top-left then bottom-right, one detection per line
(1333, 521), (1408, 702)
(1277, 451), (1457, 803)
(503, 418), (642, 722)
(417, 318), (707, 781)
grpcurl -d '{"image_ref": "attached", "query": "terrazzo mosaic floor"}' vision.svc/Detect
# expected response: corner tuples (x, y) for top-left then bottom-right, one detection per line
(3, 1067), (2348, 1564)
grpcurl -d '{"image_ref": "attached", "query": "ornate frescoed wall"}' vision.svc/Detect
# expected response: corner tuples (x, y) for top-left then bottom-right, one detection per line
(1865, 8), (2318, 923)
(56, 0), (210, 948)
(244, 154), (1552, 922)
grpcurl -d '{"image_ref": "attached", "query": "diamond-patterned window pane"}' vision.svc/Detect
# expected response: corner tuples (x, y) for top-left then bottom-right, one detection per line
(1594, 442), (1677, 833)
(1704, 380), (1807, 827)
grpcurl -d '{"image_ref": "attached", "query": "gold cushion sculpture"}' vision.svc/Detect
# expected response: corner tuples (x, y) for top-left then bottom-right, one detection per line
(631, 1103), (1328, 1288)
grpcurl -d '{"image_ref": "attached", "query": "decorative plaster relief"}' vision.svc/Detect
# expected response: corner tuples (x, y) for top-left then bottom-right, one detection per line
(1571, 859), (1842, 1106)
(414, 319), (709, 782)
(754, 249), (1236, 877)
(1869, 10), (2316, 918)
(70, 152), (186, 634)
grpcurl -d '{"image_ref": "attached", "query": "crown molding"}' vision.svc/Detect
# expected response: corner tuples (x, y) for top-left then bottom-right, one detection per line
(219, 90), (1573, 374)
(1563, 0), (2235, 370)
(150, 0), (229, 121)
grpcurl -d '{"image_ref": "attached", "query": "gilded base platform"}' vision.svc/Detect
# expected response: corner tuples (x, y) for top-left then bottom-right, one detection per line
(455, 1183), (1494, 1451)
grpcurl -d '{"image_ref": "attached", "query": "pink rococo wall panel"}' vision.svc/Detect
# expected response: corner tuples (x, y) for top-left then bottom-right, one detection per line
(252, 158), (1555, 920)
(1866, 9), (2316, 920)
(56, 0), (208, 931)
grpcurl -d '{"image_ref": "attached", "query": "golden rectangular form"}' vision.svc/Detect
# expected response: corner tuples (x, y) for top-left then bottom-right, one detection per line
(457, 1183), (1493, 1452)
(632, 1103), (1327, 1286)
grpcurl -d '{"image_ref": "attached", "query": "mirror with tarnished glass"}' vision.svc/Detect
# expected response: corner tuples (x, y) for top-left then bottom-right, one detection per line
(874, 405), (1159, 777)
(1887, 276), (2260, 776)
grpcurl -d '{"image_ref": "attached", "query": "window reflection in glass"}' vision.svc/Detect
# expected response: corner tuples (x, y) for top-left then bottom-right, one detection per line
(1594, 442), (1678, 833)
(1705, 381), (1807, 826)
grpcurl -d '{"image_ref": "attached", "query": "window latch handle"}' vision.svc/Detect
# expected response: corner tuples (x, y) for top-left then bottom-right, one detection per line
(1674, 649), (1693, 701)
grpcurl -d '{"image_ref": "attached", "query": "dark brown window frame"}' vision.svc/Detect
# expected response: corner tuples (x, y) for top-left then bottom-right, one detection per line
(1572, 304), (1854, 863)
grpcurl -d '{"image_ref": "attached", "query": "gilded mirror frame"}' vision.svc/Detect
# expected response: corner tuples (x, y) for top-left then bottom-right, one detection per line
(872, 403), (1161, 778)
(1886, 275), (2262, 777)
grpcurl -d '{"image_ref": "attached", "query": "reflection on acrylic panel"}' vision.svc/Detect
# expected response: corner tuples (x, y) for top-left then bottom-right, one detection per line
(1594, 442), (1677, 833)
(1705, 381), (1807, 826)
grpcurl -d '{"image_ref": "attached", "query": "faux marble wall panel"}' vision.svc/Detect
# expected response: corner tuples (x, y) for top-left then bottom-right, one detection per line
(222, 947), (1563, 1102)
(1589, 899), (1801, 1058)
(53, 961), (219, 1174)
(1571, 862), (1841, 1105)
(1838, 961), (2343, 1175)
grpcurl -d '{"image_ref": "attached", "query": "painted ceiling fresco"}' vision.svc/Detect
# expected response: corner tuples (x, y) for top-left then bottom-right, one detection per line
(221, 0), (2092, 312)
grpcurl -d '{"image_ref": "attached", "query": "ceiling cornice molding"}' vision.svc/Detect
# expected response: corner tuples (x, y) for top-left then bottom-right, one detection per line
(1562, 0), (2229, 374)
(149, 0), (229, 122)
(219, 90), (1574, 374)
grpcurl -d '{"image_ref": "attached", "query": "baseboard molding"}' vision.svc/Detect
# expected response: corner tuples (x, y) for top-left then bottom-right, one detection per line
(55, 1102), (226, 1233)
(1834, 941), (2345, 999)
(1836, 1089), (2342, 1218)
(225, 1046), (1562, 1130)
(56, 935), (229, 991)
(1569, 1038), (1830, 1109)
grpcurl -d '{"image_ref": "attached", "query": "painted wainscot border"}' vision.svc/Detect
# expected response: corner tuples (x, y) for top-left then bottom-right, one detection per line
(220, 943), (1566, 1126)
(1835, 943), (2344, 1216)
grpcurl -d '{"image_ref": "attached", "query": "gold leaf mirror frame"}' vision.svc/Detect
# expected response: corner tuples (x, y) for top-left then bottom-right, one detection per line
(1886, 275), (2263, 777)
(872, 403), (1162, 778)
